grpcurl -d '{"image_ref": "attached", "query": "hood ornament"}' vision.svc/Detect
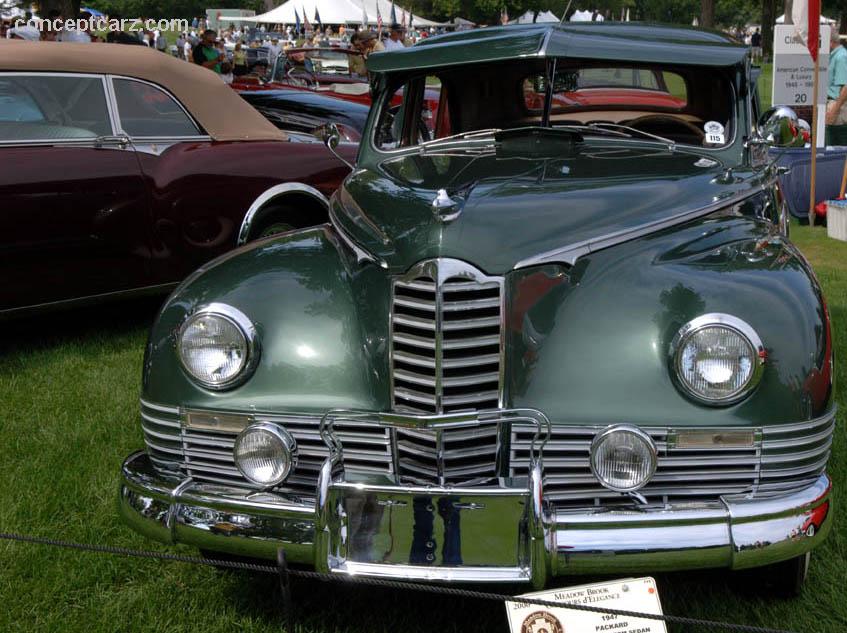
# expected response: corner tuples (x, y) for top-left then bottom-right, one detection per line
(432, 189), (463, 223)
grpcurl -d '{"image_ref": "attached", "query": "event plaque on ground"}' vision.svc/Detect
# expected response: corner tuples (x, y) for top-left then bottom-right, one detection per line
(506, 577), (667, 633)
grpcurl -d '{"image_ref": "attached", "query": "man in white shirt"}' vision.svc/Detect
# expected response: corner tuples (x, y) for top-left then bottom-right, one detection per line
(383, 24), (406, 51)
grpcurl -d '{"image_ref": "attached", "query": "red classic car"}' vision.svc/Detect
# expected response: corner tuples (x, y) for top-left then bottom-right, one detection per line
(0, 41), (356, 316)
(232, 48), (379, 105)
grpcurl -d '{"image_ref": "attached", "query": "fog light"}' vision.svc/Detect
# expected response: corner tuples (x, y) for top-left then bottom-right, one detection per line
(590, 426), (657, 493)
(233, 423), (297, 488)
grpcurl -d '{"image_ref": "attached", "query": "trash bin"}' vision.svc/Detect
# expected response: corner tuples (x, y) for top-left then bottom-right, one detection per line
(826, 199), (847, 241)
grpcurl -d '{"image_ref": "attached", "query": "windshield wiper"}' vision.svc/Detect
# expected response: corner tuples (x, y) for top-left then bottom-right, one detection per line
(418, 128), (501, 151)
(587, 123), (676, 149)
(552, 123), (675, 149)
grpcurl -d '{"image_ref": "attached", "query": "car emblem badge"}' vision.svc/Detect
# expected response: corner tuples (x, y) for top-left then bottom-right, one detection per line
(432, 188), (462, 223)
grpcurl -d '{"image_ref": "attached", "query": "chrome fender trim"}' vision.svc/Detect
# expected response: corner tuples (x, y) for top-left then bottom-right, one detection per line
(237, 183), (329, 245)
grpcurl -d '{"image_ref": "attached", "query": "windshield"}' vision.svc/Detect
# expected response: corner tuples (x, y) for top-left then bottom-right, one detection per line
(274, 49), (355, 81)
(374, 59), (735, 151)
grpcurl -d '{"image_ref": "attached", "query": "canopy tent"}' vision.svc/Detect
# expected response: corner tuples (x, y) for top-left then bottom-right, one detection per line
(509, 10), (558, 24)
(234, 0), (439, 27)
(445, 16), (476, 27)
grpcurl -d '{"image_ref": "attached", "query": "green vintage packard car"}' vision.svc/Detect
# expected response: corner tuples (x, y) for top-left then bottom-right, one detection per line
(120, 23), (834, 595)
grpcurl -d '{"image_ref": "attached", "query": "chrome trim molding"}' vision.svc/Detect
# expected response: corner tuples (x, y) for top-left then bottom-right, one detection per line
(237, 183), (329, 245)
(176, 303), (261, 391)
(513, 186), (776, 269)
(669, 313), (765, 406)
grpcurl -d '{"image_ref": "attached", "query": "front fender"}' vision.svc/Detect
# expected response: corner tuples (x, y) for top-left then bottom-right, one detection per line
(143, 226), (391, 413)
(507, 216), (833, 426)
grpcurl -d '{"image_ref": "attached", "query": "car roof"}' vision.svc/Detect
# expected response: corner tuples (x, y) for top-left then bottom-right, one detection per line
(366, 22), (748, 73)
(0, 40), (286, 142)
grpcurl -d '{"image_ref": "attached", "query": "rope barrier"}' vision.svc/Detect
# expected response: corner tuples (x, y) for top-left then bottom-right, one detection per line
(0, 531), (799, 633)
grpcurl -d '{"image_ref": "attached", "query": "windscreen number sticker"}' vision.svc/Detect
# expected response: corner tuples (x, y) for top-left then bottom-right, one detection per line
(704, 121), (725, 145)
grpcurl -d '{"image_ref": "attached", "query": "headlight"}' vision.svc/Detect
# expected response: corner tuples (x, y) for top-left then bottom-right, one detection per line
(590, 426), (657, 492)
(234, 422), (297, 487)
(177, 304), (259, 390)
(671, 314), (764, 405)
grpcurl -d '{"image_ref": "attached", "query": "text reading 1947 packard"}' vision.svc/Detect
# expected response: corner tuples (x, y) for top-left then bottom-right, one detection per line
(121, 24), (835, 595)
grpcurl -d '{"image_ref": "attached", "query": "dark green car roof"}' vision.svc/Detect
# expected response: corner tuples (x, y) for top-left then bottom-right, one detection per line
(367, 22), (748, 73)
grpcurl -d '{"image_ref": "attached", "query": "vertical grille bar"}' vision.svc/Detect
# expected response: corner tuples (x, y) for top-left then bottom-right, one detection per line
(390, 259), (504, 484)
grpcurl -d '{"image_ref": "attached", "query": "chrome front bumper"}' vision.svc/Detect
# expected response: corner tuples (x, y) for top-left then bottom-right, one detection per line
(120, 450), (832, 588)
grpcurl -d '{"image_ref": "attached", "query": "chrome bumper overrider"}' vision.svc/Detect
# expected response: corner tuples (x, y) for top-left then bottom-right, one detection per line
(121, 407), (833, 589)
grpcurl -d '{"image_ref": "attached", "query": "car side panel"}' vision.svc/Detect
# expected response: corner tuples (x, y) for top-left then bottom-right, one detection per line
(133, 140), (353, 282)
(0, 145), (151, 311)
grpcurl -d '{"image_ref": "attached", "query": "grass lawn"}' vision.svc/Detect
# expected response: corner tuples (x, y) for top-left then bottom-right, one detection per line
(1, 223), (845, 633)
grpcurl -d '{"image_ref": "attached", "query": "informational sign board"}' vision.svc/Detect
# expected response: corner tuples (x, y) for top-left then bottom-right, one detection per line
(505, 577), (667, 633)
(206, 9), (255, 30)
(772, 25), (831, 147)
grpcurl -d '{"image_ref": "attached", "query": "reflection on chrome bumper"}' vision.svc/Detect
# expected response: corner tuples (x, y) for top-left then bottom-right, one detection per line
(120, 450), (832, 588)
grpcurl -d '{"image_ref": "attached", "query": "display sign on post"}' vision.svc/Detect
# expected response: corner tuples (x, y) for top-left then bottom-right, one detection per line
(505, 577), (668, 633)
(772, 24), (830, 147)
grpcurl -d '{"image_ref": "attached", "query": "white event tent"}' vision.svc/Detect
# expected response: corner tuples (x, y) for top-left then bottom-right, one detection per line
(509, 10), (559, 24)
(237, 0), (439, 27)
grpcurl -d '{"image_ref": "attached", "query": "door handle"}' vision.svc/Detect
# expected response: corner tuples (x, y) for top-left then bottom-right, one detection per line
(94, 134), (131, 149)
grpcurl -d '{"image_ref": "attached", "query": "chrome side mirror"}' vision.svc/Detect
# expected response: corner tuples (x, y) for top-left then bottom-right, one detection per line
(320, 123), (354, 171)
(747, 106), (804, 169)
(756, 106), (803, 148)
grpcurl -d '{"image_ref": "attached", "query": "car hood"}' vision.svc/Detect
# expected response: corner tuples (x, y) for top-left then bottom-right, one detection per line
(332, 143), (758, 274)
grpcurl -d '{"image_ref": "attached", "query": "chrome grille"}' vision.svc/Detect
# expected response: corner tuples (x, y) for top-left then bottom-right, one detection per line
(141, 401), (393, 498)
(510, 413), (834, 507)
(391, 259), (504, 415)
(395, 425), (501, 486)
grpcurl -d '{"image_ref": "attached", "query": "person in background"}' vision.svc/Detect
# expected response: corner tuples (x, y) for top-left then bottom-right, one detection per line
(57, 11), (92, 42)
(751, 28), (762, 65)
(193, 29), (224, 73)
(825, 31), (847, 146)
(267, 36), (281, 63)
(175, 32), (186, 58)
(220, 61), (234, 84)
(232, 42), (248, 75)
(383, 23), (406, 51)
(155, 29), (168, 53)
(338, 24), (350, 46)
(183, 34), (193, 60)
(106, 17), (144, 45)
(349, 30), (382, 76)
(8, 24), (40, 40)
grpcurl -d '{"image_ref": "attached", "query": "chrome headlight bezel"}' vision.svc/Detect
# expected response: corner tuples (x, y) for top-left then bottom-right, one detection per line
(177, 303), (260, 391)
(233, 422), (298, 488)
(589, 425), (658, 493)
(670, 313), (764, 406)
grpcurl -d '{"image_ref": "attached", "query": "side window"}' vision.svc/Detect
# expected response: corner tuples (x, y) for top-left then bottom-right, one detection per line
(113, 79), (200, 137)
(0, 74), (111, 141)
(375, 76), (447, 150)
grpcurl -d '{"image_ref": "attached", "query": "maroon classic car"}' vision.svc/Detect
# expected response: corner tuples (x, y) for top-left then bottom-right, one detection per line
(0, 41), (355, 316)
